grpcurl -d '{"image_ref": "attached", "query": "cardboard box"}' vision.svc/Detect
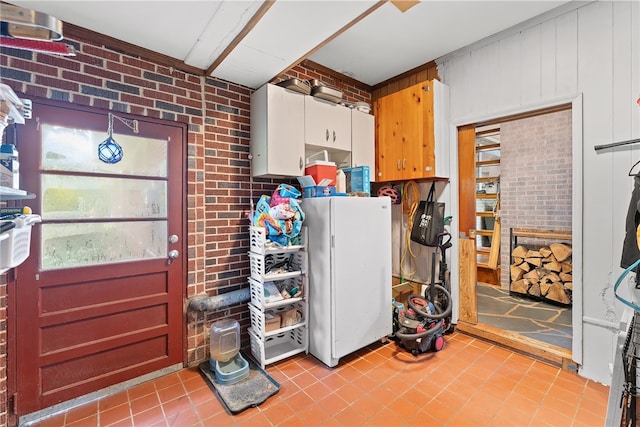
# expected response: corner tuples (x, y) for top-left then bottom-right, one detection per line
(343, 166), (370, 195)
(297, 176), (336, 198)
(264, 312), (281, 332)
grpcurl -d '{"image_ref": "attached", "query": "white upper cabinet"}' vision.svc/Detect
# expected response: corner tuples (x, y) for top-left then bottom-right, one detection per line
(350, 109), (375, 175)
(304, 97), (351, 153)
(250, 84), (305, 178)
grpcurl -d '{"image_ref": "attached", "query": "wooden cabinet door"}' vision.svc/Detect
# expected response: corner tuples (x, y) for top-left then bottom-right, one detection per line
(375, 81), (436, 182)
(375, 91), (403, 181)
(304, 97), (351, 152)
(250, 84), (305, 177)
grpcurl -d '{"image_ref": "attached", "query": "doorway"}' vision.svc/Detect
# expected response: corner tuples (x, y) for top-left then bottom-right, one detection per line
(456, 104), (576, 364)
(7, 100), (187, 417)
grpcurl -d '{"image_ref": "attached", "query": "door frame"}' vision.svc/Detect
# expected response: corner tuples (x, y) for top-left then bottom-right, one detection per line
(452, 94), (583, 366)
(6, 97), (189, 420)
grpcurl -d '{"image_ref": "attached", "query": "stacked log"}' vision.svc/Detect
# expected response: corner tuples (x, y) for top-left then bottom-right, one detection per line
(510, 242), (572, 305)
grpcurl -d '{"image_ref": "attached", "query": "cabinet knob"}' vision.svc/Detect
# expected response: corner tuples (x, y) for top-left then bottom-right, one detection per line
(325, 129), (330, 141)
(333, 130), (336, 142)
(403, 159), (406, 170)
(299, 157), (303, 169)
(397, 160), (401, 170)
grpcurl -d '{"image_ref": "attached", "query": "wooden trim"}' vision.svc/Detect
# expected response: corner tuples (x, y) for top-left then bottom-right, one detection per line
(206, 1), (275, 76)
(458, 239), (478, 323)
(274, 1), (386, 83)
(456, 321), (574, 369)
(296, 60), (373, 92)
(64, 23), (206, 76)
(474, 103), (572, 128)
(457, 125), (476, 236)
(372, 60), (438, 95)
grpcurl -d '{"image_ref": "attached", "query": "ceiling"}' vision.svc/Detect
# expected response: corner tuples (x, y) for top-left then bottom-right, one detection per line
(5, 0), (572, 89)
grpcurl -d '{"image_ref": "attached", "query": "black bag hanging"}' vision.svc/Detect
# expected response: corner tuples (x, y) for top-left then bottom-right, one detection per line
(410, 182), (445, 247)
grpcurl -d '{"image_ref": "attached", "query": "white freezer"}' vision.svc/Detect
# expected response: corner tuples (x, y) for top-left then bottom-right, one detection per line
(303, 196), (392, 367)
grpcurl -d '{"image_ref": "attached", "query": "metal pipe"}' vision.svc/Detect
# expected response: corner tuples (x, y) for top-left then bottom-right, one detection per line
(188, 288), (250, 312)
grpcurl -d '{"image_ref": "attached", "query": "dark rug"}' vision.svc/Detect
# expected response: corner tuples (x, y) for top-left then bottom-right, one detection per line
(199, 354), (280, 414)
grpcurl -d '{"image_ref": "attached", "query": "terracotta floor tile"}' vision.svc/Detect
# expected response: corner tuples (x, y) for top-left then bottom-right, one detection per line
(332, 405), (368, 426)
(126, 380), (157, 401)
(282, 389), (314, 411)
(316, 391), (349, 415)
(156, 382), (186, 404)
(303, 380), (333, 402)
(131, 405), (165, 426)
(64, 401), (99, 425)
(289, 370), (317, 389)
(295, 402), (332, 426)
(129, 391), (161, 415)
(22, 332), (611, 427)
(66, 414), (98, 427)
(261, 399), (296, 425)
(98, 392), (129, 412)
(98, 403), (132, 426)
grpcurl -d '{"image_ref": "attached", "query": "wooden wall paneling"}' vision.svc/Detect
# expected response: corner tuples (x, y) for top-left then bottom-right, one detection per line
(457, 125), (476, 237)
(521, 25), (542, 104)
(556, 10), (578, 96)
(540, 19), (558, 100)
(498, 34), (522, 109)
(458, 238), (478, 324)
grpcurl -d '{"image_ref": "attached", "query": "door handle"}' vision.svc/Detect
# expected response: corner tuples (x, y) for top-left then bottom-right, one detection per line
(397, 159), (401, 170)
(333, 130), (336, 142)
(168, 234), (178, 243)
(167, 249), (179, 265)
(326, 129), (329, 141)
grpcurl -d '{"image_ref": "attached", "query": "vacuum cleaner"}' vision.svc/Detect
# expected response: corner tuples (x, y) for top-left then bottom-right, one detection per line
(393, 231), (453, 355)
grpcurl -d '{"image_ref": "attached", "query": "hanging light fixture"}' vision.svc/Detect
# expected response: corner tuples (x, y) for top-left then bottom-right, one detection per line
(98, 112), (138, 164)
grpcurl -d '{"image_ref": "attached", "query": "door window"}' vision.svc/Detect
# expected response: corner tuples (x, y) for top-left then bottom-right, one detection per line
(39, 124), (169, 270)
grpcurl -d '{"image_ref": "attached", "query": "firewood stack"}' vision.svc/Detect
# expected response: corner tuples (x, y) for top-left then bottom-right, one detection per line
(510, 242), (572, 305)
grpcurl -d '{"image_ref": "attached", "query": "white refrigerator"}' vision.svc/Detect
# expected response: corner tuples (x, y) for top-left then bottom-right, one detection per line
(303, 196), (392, 367)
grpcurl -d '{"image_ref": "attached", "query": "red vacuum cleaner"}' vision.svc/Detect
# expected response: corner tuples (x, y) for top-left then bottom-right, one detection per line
(393, 231), (453, 355)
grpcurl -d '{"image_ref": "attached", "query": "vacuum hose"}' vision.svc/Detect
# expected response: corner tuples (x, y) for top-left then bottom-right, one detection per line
(407, 284), (452, 320)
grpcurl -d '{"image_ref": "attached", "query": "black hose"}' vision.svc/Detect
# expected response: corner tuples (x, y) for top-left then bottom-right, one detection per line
(407, 284), (452, 320)
(395, 319), (443, 340)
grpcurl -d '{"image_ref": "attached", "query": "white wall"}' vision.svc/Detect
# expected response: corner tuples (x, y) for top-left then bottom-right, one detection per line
(437, 0), (640, 385)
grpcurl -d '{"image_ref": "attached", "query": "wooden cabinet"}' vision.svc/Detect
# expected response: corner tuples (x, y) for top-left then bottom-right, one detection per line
(351, 109), (375, 174)
(250, 84), (305, 178)
(374, 79), (449, 181)
(304, 96), (351, 153)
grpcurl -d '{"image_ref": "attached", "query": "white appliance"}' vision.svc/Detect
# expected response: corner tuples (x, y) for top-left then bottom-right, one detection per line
(303, 196), (392, 367)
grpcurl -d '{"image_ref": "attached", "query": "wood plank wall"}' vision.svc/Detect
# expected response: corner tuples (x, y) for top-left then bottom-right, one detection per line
(371, 60), (439, 101)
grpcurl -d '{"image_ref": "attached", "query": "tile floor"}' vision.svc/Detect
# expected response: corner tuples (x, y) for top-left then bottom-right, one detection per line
(27, 332), (608, 427)
(477, 283), (573, 350)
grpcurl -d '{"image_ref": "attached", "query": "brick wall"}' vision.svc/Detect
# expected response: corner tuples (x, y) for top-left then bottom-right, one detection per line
(499, 109), (573, 288)
(0, 32), (371, 423)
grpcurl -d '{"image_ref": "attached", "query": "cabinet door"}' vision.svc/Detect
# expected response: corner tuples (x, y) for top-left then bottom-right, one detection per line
(250, 84), (305, 177)
(404, 81), (435, 179)
(350, 110), (374, 175)
(375, 81), (438, 181)
(375, 90), (403, 181)
(304, 97), (351, 152)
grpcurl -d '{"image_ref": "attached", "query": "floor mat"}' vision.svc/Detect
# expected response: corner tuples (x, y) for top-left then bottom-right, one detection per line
(198, 355), (280, 414)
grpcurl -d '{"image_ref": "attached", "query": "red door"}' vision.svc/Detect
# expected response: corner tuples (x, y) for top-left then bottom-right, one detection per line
(8, 100), (186, 415)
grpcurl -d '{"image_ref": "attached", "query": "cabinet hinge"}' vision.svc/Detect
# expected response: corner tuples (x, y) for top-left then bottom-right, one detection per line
(423, 86), (430, 92)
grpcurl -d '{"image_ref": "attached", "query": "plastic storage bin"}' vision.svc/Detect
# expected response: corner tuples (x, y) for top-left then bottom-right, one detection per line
(248, 300), (306, 336)
(249, 275), (305, 308)
(249, 326), (308, 369)
(0, 214), (40, 270)
(249, 225), (306, 255)
(248, 250), (306, 281)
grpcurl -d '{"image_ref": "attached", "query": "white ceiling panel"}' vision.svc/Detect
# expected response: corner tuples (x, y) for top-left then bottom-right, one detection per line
(3, 0), (575, 88)
(211, 0), (378, 88)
